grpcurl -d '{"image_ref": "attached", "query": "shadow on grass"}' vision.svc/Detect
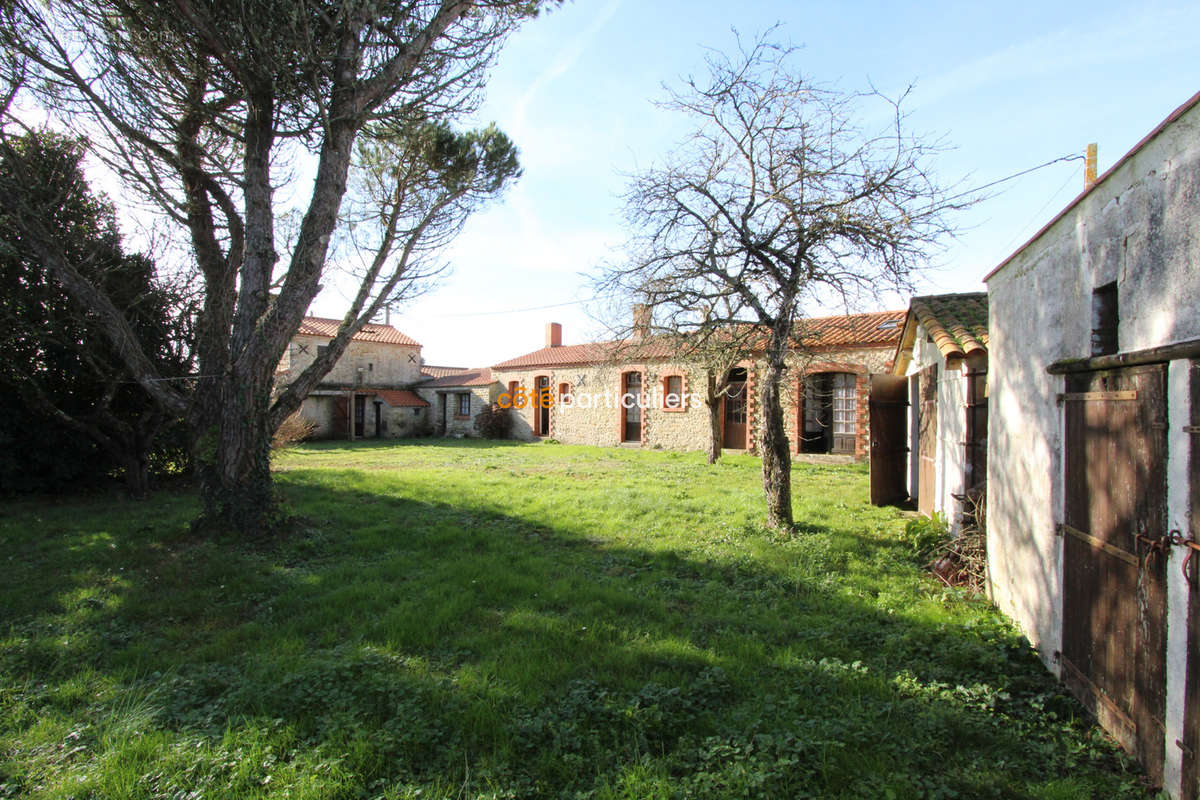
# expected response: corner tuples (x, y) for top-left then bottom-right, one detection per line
(0, 459), (1146, 800)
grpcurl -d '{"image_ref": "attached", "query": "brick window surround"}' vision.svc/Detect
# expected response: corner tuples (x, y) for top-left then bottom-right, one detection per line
(661, 373), (687, 411)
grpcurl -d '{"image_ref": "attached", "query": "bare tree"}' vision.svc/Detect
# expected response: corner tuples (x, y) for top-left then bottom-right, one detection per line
(598, 32), (966, 530)
(0, 0), (540, 533)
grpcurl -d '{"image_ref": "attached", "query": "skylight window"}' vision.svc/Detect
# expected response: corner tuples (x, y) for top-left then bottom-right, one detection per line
(878, 320), (899, 330)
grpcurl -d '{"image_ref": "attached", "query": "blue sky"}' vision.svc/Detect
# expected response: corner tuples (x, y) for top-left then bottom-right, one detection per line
(310, 0), (1200, 367)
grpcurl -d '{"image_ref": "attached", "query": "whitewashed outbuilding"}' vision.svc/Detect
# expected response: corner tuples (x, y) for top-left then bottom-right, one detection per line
(986, 91), (1200, 798)
(881, 293), (989, 529)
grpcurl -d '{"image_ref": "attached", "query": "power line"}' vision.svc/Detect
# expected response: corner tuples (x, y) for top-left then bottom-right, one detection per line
(945, 152), (1086, 204)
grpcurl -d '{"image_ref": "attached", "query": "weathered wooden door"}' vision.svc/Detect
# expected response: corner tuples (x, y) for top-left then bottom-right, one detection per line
(869, 374), (909, 506)
(917, 365), (938, 517)
(333, 395), (350, 439)
(722, 373), (747, 449)
(1061, 364), (1168, 787)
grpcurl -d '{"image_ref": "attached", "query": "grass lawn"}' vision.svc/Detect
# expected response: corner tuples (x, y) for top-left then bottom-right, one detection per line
(0, 440), (1150, 799)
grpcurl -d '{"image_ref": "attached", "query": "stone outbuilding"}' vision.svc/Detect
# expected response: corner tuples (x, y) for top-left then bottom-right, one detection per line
(491, 311), (906, 457)
(985, 90), (1200, 797)
(873, 293), (989, 527)
(277, 316), (429, 439)
(414, 368), (500, 436)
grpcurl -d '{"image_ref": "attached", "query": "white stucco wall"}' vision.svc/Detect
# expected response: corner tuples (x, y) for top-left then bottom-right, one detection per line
(900, 328), (971, 529)
(986, 96), (1200, 799)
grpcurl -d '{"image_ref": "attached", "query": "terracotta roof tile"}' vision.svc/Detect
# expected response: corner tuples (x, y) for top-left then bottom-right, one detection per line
(421, 368), (495, 388)
(296, 316), (420, 347)
(373, 389), (429, 408)
(491, 339), (677, 370)
(491, 310), (904, 370)
(905, 293), (989, 363)
(793, 310), (907, 349)
(420, 365), (472, 379)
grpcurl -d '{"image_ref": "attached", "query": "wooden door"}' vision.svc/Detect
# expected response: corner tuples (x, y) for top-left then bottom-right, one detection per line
(622, 372), (642, 442)
(1061, 364), (1168, 787)
(917, 365), (938, 517)
(333, 395), (349, 439)
(869, 374), (909, 506)
(722, 375), (747, 449)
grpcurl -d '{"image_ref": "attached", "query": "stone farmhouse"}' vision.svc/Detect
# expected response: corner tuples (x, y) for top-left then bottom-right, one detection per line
(491, 310), (906, 455)
(279, 309), (908, 457)
(276, 316), (431, 439)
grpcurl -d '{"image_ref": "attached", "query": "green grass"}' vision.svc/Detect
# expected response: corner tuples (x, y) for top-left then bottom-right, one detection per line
(0, 440), (1150, 799)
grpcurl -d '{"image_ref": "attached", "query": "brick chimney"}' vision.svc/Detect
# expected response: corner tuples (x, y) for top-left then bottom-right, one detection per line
(632, 304), (651, 340)
(545, 322), (563, 348)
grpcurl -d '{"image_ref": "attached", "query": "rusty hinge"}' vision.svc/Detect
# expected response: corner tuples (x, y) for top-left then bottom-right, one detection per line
(1059, 523), (1139, 566)
(1179, 739), (1196, 757)
(1062, 390), (1138, 402)
(1184, 425), (1200, 434)
(1167, 529), (1200, 582)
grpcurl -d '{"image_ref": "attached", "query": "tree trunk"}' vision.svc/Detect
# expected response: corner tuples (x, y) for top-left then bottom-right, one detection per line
(121, 451), (151, 499)
(706, 372), (722, 465)
(759, 356), (793, 531)
(193, 373), (277, 535)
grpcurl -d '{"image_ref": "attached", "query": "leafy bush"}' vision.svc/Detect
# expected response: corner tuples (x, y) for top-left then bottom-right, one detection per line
(473, 401), (512, 439)
(902, 512), (951, 564)
(271, 412), (317, 449)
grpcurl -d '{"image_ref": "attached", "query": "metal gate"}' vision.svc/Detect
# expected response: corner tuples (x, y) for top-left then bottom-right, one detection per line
(1061, 364), (1169, 787)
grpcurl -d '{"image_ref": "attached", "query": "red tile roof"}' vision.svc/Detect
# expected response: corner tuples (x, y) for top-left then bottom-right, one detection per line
(892, 293), (988, 375)
(420, 365), (472, 379)
(491, 310), (905, 370)
(421, 368), (496, 388)
(491, 339), (677, 370)
(793, 310), (907, 349)
(296, 316), (420, 347)
(373, 389), (429, 408)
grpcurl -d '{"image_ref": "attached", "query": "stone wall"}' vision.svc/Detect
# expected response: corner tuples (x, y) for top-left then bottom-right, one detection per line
(280, 335), (422, 387)
(494, 344), (894, 457)
(494, 362), (712, 450)
(414, 384), (499, 437)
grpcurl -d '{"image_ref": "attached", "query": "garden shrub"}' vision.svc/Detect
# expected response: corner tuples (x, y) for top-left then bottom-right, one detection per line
(473, 402), (512, 439)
